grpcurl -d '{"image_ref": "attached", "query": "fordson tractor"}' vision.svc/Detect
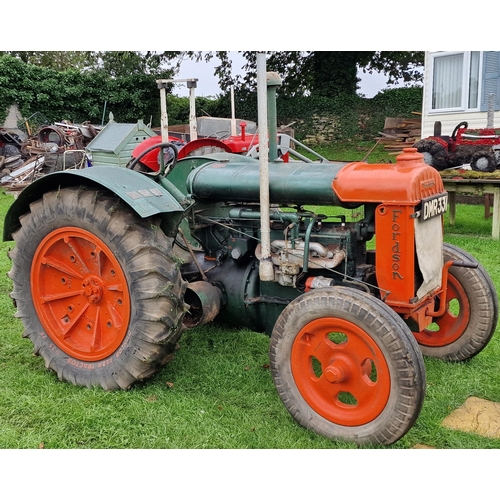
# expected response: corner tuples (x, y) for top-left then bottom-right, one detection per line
(3, 65), (498, 446)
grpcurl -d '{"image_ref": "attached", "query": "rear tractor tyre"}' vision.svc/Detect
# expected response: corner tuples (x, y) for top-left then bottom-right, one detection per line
(269, 287), (426, 445)
(413, 243), (498, 361)
(8, 187), (187, 390)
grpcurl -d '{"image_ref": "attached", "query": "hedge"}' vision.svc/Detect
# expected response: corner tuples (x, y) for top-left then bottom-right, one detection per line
(0, 55), (423, 142)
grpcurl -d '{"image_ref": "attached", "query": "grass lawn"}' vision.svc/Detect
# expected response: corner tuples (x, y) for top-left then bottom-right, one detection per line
(0, 144), (499, 454)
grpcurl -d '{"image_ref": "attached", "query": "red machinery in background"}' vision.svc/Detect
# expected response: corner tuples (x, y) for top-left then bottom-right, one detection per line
(415, 120), (500, 172)
(130, 78), (298, 172)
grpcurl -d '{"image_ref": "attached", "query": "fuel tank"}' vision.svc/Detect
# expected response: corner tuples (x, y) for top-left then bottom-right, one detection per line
(186, 159), (351, 206)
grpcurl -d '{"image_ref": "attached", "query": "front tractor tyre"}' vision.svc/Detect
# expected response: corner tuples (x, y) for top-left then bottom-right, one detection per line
(413, 243), (498, 361)
(8, 187), (187, 390)
(269, 287), (426, 446)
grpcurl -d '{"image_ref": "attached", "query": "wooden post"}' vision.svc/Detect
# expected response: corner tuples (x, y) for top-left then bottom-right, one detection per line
(493, 187), (500, 239)
(448, 191), (456, 226)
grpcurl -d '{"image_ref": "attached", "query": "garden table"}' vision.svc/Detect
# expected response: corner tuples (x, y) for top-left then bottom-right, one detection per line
(442, 178), (500, 239)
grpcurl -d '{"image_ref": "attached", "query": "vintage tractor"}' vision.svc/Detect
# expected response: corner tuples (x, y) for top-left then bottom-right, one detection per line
(415, 120), (500, 172)
(3, 65), (499, 446)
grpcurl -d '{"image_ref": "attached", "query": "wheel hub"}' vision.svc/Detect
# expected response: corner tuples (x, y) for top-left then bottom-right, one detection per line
(324, 362), (347, 383)
(82, 277), (104, 304)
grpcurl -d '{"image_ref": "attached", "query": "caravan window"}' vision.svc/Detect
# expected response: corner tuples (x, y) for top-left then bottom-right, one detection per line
(430, 51), (481, 112)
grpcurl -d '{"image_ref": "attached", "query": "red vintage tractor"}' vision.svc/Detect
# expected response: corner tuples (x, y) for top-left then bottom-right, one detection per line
(415, 120), (500, 172)
(129, 77), (322, 172)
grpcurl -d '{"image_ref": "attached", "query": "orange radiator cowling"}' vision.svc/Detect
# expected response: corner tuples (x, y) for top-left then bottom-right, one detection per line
(334, 148), (447, 312)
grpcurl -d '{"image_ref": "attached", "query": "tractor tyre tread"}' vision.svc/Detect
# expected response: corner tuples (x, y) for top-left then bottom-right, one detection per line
(8, 187), (187, 390)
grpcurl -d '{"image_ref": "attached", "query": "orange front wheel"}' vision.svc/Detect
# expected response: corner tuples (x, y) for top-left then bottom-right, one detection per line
(413, 243), (498, 361)
(270, 287), (426, 445)
(290, 317), (391, 427)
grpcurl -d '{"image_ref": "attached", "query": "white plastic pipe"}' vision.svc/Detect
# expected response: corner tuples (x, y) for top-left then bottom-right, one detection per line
(257, 52), (274, 282)
(159, 86), (169, 142)
(231, 86), (237, 137)
(189, 84), (198, 141)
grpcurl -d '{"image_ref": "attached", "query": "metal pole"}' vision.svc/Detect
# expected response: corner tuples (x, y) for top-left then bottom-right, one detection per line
(157, 80), (169, 142)
(257, 52), (274, 282)
(487, 93), (495, 129)
(101, 100), (107, 127)
(187, 80), (198, 141)
(231, 86), (237, 136)
(266, 72), (282, 162)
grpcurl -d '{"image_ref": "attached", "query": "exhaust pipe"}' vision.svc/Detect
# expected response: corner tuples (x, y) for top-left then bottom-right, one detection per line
(183, 281), (222, 328)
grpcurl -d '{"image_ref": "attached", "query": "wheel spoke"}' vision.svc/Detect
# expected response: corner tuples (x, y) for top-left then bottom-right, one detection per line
(40, 289), (85, 304)
(59, 302), (90, 339)
(40, 255), (84, 280)
(295, 328), (337, 360)
(104, 298), (125, 330)
(91, 307), (102, 351)
(65, 236), (92, 275)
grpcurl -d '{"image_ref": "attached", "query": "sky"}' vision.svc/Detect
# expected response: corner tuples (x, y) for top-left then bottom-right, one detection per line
(174, 52), (411, 99)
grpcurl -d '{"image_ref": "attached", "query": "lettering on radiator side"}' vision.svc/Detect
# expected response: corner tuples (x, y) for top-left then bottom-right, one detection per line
(391, 210), (404, 280)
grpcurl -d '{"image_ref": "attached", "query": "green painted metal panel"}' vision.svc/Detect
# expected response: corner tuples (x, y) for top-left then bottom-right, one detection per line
(3, 166), (188, 241)
(187, 160), (350, 205)
(86, 120), (156, 155)
(63, 166), (186, 217)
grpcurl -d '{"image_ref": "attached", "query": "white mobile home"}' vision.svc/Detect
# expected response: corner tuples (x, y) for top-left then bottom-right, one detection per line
(421, 51), (500, 138)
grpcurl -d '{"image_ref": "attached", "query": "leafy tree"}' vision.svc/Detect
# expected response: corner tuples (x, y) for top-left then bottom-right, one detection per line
(89, 51), (181, 78)
(0, 51), (95, 72)
(0, 51), (182, 78)
(179, 51), (424, 98)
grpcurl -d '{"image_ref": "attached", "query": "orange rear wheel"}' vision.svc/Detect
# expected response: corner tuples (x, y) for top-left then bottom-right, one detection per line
(8, 187), (186, 390)
(31, 227), (131, 362)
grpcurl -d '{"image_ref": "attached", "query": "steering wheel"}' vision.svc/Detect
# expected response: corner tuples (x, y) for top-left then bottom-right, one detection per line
(127, 142), (178, 177)
(451, 121), (468, 141)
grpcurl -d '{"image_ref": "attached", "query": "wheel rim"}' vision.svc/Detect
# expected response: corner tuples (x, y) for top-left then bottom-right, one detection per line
(31, 227), (131, 361)
(291, 317), (391, 427)
(414, 273), (470, 347)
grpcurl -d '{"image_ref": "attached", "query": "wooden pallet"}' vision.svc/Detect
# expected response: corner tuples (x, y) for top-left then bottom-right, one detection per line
(378, 114), (422, 154)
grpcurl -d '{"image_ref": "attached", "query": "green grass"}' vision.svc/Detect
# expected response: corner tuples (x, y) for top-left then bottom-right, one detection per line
(1, 165), (500, 451)
(298, 139), (395, 163)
